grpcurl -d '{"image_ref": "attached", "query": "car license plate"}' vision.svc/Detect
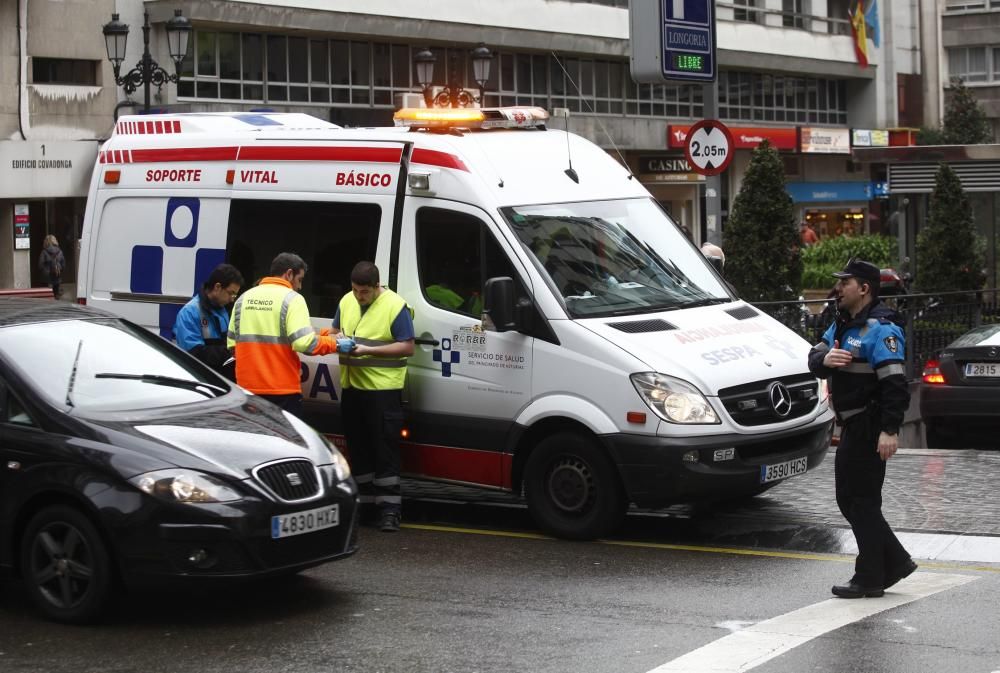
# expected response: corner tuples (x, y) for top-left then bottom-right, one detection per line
(271, 504), (339, 539)
(965, 362), (1000, 378)
(759, 457), (808, 484)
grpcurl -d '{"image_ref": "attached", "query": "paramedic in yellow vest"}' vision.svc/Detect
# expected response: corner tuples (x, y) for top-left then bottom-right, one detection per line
(332, 261), (414, 533)
(228, 252), (337, 417)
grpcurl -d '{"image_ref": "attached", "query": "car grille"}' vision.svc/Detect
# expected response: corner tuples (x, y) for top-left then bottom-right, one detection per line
(253, 459), (321, 502)
(718, 374), (819, 426)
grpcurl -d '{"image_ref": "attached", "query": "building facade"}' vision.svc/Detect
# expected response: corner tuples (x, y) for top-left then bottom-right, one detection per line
(1, 0), (925, 291)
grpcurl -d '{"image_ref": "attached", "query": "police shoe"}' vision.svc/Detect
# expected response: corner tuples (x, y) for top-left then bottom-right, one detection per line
(831, 582), (884, 599)
(883, 559), (918, 590)
(379, 511), (401, 533)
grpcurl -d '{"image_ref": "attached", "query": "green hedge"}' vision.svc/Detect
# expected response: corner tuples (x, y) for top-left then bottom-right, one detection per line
(801, 234), (897, 289)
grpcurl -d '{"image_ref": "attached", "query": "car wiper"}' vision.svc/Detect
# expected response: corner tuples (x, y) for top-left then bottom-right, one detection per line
(94, 373), (227, 398)
(65, 340), (83, 408)
(681, 297), (732, 308)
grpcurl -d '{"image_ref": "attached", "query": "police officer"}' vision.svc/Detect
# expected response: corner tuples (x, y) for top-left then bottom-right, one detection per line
(227, 252), (337, 417)
(808, 258), (917, 598)
(174, 263), (243, 378)
(332, 261), (414, 532)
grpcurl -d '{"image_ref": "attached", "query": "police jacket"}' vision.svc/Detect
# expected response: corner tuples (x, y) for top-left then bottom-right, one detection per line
(227, 277), (336, 395)
(174, 290), (230, 373)
(808, 299), (910, 434)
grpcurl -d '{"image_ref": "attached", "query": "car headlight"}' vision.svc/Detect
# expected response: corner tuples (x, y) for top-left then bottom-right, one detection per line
(320, 434), (352, 482)
(630, 373), (720, 424)
(129, 469), (243, 503)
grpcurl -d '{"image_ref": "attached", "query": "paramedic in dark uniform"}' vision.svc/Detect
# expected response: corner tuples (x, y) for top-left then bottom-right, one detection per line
(808, 258), (917, 598)
(174, 263), (244, 378)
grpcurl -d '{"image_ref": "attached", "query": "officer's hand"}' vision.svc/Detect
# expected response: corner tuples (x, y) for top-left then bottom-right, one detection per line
(822, 339), (853, 368)
(336, 338), (356, 354)
(877, 432), (899, 461)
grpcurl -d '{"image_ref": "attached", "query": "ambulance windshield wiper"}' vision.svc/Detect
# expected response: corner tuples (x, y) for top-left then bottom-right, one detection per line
(94, 373), (227, 398)
(681, 297), (731, 308)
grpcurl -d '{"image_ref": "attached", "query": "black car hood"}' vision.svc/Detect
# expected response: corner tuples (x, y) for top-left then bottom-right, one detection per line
(80, 396), (330, 480)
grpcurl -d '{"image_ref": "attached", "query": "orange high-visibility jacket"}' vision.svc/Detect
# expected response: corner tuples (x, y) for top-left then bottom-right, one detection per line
(227, 277), (335, 395)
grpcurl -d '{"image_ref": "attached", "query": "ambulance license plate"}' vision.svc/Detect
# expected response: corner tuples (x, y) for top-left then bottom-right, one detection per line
(271, 505), (339, 539)
(759, 457), (808, 484)
(965, 362), (1000, 378)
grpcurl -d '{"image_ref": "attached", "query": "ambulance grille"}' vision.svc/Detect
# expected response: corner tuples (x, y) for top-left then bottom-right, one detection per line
(718, 374), (818, 426)
(725, 306), (759, 320)
(606, 319), (676, 333)
(253, 459), (321, 502)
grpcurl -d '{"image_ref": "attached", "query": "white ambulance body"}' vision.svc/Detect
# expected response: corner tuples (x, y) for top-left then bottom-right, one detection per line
(78, 109), (834, 539)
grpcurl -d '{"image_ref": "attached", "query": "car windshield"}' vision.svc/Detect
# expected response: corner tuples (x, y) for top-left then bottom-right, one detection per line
(0, 318), (229, 412)
(501, 198), (732, 318)
(950, 323), (1000, 348)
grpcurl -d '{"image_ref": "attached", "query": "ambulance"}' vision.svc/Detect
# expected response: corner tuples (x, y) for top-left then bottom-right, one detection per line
(77, 108), (834, 539)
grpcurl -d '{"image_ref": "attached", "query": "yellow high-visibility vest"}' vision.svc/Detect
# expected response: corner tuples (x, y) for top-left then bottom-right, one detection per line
(338, 289), (409, 390)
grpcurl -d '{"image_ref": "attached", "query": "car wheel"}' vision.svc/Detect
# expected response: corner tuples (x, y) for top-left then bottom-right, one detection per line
(20, 505), (113, 624)
(524, 433), (627, 541)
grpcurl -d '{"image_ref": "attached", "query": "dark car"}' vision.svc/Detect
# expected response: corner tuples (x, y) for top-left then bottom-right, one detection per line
(920, 322), (1000, 449)
(0, 299), (358, 623)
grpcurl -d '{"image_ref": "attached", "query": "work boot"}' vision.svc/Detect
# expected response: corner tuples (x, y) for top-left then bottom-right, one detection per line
(883, 559), (918, 590)
(379, 510), (401, 533)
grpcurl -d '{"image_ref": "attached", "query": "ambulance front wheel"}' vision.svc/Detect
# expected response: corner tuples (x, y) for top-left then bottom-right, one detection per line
(524, 433), (627, 540)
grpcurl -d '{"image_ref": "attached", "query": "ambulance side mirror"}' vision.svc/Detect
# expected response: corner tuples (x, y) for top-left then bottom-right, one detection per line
(483, 276), (516, 332)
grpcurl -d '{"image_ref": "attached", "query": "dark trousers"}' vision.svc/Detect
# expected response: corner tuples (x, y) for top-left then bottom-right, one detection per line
(340, 388), (403, 514)
(835, 415), (911, 586)
(259, 393), (303, 419)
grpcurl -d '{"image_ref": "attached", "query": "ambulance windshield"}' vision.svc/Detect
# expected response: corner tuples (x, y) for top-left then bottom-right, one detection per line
(502, 198), (732, 318)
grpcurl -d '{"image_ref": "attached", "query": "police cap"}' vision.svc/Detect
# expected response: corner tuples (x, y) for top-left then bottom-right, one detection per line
(832, 258), (880, 288)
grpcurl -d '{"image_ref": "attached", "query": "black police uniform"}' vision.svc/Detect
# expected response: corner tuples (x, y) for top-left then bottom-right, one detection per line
(808, 294), (913, 591)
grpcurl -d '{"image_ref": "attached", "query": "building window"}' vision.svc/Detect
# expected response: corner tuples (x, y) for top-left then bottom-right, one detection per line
(734, 0), (761, 22)
(944, 0), (988, 11)
(31, 58), (97, 86)
(826, 0), (852, 35)
(783, 0), (807, 28)
(718, 72), (847, 125)
(948, 47), (990, 83)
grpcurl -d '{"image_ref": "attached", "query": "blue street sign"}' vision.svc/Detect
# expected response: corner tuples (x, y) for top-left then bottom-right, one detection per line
(661, 0), (716, 83)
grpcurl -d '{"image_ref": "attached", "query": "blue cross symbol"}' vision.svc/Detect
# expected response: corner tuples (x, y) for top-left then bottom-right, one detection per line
(432, 338), (460, 377)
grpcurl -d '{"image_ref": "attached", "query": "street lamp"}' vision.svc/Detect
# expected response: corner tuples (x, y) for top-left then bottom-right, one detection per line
(415, 44), (494, 108)
(103, 9), (192, 114)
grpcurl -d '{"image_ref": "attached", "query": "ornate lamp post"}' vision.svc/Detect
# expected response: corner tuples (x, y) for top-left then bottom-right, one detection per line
(103, 9), (192, 114)
(415, 44), (494, 108)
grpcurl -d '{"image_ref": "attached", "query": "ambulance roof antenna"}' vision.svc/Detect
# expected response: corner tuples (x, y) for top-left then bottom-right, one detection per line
(551, 51), (634, 181)
(554, 108), (579, 184)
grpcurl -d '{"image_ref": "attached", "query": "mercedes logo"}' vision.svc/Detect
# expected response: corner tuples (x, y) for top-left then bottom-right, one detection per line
(989, 346), (998, 358)
(768, 382), (792, 417)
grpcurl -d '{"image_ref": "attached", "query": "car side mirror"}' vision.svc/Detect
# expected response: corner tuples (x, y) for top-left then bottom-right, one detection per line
(483, 276), (516, 332)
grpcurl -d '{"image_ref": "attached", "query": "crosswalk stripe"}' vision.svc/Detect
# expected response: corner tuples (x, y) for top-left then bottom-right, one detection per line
(646, 572), (977, 673)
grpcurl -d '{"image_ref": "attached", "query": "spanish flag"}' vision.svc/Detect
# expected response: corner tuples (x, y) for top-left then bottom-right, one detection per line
(850, 0), (869, 67)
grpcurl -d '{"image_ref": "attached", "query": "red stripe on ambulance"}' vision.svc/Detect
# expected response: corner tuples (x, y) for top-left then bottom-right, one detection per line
(237, 146), (403, 163)
(411, 148), (469, 172)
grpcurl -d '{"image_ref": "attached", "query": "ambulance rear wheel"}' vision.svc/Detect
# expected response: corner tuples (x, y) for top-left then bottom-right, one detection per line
(524, 433), (626, 540)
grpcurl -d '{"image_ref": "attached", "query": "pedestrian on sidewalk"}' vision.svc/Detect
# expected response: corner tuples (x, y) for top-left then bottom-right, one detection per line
(331, 261), (414, 532)
(38, 235), (66, 299)
(227, 252), (337, 417)
(807, 257), (918, 598)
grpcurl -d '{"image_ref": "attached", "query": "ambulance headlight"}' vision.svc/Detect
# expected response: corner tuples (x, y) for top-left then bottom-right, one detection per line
(630, 373), (720, 424)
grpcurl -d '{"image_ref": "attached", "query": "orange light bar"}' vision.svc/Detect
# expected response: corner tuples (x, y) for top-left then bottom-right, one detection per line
(104, 170), (121, 184)
(394, 108), (486, 128)
(922, 359), (946, 385)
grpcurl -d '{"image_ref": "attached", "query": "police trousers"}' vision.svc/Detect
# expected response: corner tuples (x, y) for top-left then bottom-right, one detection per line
(340, 387), (403, 514)
(835, 413), (910, 586)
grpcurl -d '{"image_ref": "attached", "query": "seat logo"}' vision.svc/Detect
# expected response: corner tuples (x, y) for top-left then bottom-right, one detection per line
(286, 472), (303, 486)
(768, 382), (792, 417)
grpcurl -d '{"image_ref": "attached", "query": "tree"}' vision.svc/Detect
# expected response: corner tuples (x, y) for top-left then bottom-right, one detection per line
(942, 78), (993, 145)
(915, 163), (985, 293)
(723, 139), (801, 302)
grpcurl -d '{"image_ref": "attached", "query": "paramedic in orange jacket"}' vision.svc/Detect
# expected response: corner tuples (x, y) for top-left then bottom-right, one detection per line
(227, 252), (336, 417)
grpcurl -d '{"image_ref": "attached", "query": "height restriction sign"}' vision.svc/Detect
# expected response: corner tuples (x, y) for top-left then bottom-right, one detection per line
(683, 119), (734, 176)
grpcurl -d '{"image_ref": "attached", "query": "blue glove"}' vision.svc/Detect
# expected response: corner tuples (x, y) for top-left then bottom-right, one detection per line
(336, 338), (356, 353)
